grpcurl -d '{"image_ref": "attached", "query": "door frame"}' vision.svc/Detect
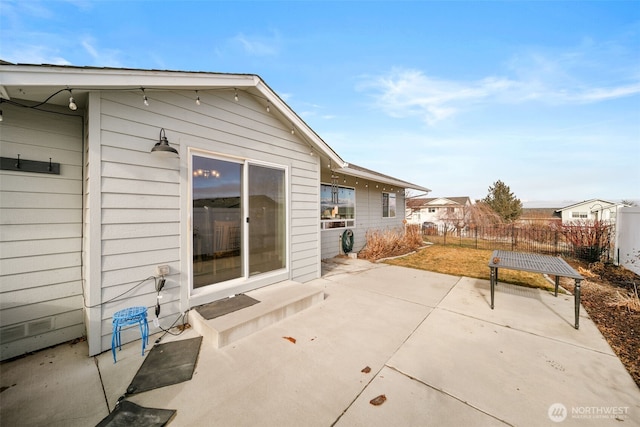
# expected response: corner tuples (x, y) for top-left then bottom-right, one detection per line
(183, 147), (290, 309)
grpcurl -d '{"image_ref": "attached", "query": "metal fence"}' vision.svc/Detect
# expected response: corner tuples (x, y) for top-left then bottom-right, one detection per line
(422, 223), (614, 262)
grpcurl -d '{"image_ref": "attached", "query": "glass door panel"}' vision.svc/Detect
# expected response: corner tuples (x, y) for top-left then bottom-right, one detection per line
(192, 156), (243, 288)
(248, 164), (286, 276)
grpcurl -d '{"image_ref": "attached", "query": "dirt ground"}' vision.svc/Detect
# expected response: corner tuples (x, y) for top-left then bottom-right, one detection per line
(561, 260), (640, 389)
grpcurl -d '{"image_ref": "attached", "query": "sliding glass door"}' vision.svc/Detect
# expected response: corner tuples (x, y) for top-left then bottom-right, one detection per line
(248, 164), (286, 276)
(192, 156), (243, 288)
(192, 154), (287, 291)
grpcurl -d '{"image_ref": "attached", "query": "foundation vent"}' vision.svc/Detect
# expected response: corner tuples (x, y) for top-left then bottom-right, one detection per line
(0, 324), (26, 343)
(27, 318), (54, 336)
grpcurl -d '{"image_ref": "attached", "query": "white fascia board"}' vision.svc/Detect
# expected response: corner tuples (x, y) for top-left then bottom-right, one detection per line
(254, 80), (346, 168)
(0, 65), (259, 89)
(336, 165), (431, 192)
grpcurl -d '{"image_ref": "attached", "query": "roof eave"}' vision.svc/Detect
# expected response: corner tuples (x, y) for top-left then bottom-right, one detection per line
(0, 63), (347, 166)
(335, 165), (431, 192)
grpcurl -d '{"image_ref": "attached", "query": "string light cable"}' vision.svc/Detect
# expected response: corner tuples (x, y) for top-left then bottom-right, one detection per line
(81, 276), (157, 309)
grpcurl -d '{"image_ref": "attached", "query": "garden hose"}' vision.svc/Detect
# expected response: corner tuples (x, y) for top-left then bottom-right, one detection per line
(342, 229), (354, 254)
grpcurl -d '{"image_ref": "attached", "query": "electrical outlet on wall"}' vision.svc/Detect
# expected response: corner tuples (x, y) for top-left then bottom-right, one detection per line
(156, 265), (170, 276)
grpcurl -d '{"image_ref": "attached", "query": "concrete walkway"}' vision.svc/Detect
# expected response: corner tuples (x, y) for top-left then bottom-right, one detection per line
(1, 258), (639, 426)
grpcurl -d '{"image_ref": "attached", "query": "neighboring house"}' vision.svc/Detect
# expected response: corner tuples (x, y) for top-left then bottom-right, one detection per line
(406, 197), (472, 227)
(555, 199), (627, 224)
(0, 63), (430, 360)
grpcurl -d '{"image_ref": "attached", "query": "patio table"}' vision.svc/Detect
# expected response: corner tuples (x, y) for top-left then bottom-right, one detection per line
(488, 250), (584, 329)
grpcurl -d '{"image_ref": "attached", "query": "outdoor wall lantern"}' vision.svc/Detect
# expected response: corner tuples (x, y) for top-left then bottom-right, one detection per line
(151, 128), (179, 157)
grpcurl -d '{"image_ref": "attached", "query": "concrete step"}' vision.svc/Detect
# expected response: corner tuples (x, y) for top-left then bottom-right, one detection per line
(190, 281), (325, 348)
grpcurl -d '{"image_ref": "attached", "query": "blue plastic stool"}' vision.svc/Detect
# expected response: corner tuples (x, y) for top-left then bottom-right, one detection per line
(111, 306), (149, 363)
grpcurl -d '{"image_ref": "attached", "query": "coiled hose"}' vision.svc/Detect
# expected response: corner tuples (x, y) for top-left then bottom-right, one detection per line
(341, 229), (354, 254)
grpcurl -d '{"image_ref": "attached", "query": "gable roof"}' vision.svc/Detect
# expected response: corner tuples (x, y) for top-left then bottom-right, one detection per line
(407, 196), (471, 208)
(0, 62), (430, 192)
(554, 199), (619, 213)
(0, 62), (347, 169)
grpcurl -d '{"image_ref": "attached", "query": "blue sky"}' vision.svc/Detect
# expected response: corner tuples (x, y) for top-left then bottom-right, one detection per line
(1, 0), (639, 206)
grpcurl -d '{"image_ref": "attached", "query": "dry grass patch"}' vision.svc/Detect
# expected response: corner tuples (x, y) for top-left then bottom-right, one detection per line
(385, 244), (553, 290)
(608, 285), (640, 312)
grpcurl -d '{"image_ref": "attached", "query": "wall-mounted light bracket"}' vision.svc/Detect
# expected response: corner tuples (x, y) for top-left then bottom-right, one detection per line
(1, 156), (60, 175)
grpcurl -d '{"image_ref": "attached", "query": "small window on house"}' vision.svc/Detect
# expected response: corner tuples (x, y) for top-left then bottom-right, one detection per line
(428, 207), (436, 213)
(572, 211), (588, 219)
(382, 192), (396, 218)
(321, 184), (355, 229)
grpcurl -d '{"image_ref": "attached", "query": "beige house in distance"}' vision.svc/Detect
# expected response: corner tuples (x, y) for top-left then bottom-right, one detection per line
(406, 196), (472, 227)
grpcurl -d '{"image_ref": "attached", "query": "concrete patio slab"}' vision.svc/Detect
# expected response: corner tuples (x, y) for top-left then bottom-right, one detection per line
(387, 308), (639, 426)
(441, 277), (614, 353)
(2, 257), (638, 427)
(334, 366), (508, 427)
(339, 264), (461, 308)
(0, 339), (108, 426)
(108, 278), (434, 426)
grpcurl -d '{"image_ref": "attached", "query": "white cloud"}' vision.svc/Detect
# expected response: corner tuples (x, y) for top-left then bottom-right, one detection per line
(359, 68), (517, 125)
(232, 32), (280, 56)
(80, 37), (123, 67)
(361, 44), (639, 125)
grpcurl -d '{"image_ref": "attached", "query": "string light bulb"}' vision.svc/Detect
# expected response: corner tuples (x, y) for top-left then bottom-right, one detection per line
(0, 109), (3, 122)
(67, 89), (77, 111)
(234, 89), (239, 102)
(291, 125), (295, 135)
(266, 102), (270, 113)
(142, 88), (149, 106)
(195, 91), (201, 106)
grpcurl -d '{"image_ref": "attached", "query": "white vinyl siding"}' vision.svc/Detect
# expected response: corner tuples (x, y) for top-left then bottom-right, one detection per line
(319, 170), (406, 259)
(0, 104), (84, 361)
(90, 90), (320, 353)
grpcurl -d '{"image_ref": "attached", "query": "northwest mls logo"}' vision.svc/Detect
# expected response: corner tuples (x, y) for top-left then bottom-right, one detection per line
(548, 403), (567, 423)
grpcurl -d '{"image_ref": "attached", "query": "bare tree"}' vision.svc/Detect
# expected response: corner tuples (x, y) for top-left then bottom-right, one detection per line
(436, 201), (503, 234)
(465, 201), (503, 228)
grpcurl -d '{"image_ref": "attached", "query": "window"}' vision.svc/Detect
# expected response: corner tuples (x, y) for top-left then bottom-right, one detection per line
(428, 207), (437, 213)
(571, 211), (588, 219)
(382, 192), (396, 218)
(321, 184), (355, 229)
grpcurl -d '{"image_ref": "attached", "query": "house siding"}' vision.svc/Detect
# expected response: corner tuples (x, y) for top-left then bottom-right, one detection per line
(320, 169), (406, 259)
(0, 104), (85, 361)
(91, 90), (321, 353)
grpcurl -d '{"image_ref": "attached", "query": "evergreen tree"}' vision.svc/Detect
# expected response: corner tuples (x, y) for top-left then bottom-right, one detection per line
(482, 180), (523, 222)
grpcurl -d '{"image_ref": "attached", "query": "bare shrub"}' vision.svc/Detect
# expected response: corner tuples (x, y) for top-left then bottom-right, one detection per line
(608, 283), (640, 312)
(359, 225), (424, 261)
(556, 219), (613, 262)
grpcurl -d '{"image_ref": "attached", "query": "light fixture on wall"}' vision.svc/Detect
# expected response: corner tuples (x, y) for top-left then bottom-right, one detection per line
(67, 89), (77, 111)
(195, 91), (201, 106)
(266, 101), (270, 113)
(234, 89), (239, 102)
(151, 128), (179, 156)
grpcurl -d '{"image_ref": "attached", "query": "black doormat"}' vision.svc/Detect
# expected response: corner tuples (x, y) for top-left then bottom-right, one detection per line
(126, 336), (202, 395)
(195, 294), (260, 320)
(96, 400), (175, 427)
